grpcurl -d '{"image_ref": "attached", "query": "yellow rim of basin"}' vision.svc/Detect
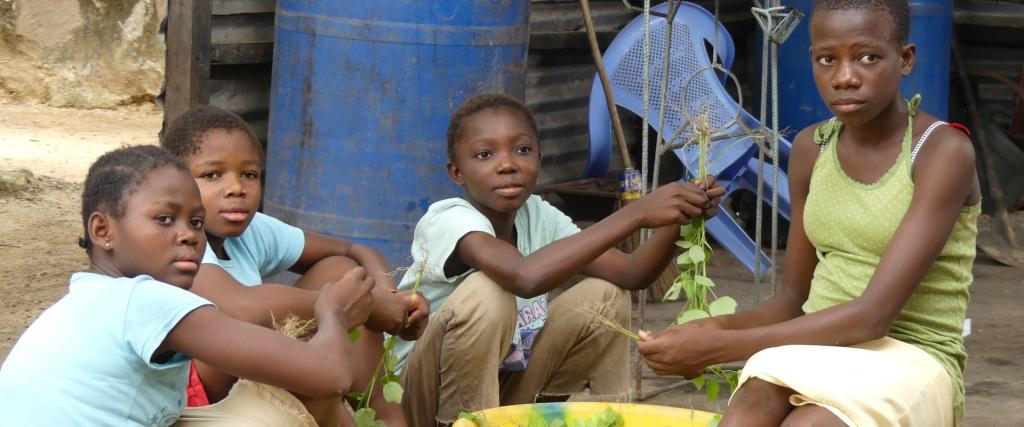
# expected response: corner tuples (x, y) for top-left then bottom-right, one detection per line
(467, 402), (720, 426)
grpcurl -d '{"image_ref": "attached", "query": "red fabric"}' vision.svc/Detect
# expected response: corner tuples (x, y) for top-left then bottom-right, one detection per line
(947, 122), (971, 136)
(186, 360), (210, 407)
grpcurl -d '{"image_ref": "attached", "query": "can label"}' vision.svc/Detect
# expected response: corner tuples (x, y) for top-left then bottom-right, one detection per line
(619, 168), (642, 201)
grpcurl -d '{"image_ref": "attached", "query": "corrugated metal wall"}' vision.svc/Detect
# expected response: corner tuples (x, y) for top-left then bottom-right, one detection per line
(953, 1), (1023, 114)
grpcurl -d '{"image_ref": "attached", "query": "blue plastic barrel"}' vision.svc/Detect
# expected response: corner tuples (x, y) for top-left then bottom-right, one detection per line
(265, 1), (530, 269)
(775, 0), (953, 133)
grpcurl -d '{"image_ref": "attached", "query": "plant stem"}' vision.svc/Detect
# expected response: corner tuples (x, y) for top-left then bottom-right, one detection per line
(359, 349), (389, 410)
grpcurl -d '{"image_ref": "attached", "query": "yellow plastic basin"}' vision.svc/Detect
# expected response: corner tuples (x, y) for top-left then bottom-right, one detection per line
(461, 402), (719, 426)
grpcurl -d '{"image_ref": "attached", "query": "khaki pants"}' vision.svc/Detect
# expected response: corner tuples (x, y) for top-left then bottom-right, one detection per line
(400, 272), (630, 426)
(174, 380), (322, 427)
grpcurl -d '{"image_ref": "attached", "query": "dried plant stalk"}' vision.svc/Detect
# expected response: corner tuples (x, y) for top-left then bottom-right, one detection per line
(273, 314), (317, 341)
(574, 306), (640, 341)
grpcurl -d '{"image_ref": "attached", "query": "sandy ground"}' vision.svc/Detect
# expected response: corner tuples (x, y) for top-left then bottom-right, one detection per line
(0, 102), (160, 357)
(0, 102), (1021, 425)
(0, 103), (162, 181)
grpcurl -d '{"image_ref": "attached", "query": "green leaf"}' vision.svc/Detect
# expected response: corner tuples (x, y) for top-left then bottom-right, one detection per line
(675, 240), (693, 249)
(458, 412), (485, 425)
(680, 277), (697, 302)
(725, 370), (740, 393)
(694, 275), (715, 288)
(383, 335), (396, 351)
(708, 414), (722, 427)
(708, 296), (738, 316)
(346, 391), (364, 402)
(681, 223), (696, 238)
(676, 253), (693, 265)
(382, 381), (404, 404)
(662, 281), (682, 302)
(348, 329), (362, 343)
(384, 373), (401, 384)
(354, 408), (377, 427)
(688, 246), (706, 264)
(706, 379), (721, 401)
(691, 374), (706, 391)
(385, 352), (398, 372)
(676, 309), (710, 324)
(373, 421), (386, 427)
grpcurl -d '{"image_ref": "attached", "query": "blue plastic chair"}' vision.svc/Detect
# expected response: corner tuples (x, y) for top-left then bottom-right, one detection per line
(585, 2), (792, 276)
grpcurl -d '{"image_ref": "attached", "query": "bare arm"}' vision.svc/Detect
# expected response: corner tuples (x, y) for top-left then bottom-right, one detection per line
(159, 268), (375, 398)
(292, 231), (415, 336)
(456, 180), (721, 298)
(580, 178), (726, 290)
(191, 263), (318, 327)
(639, 127), (978, 377)
(292, 232), (395, 290)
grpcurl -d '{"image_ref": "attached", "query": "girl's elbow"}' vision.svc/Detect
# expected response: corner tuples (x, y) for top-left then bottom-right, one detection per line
(307, 364), (353, 398)
(858, 308), (895, 342)
(507, 272), (545, 298)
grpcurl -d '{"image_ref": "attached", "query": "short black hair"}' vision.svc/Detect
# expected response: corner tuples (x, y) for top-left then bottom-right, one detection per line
(79, 145), (190, 253)
(446, 94), (539, 162)
(160, 105), (263, 161)
(812, 0), (910, 45)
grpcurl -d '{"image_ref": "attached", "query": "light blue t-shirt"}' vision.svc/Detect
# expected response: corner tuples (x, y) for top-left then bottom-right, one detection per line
(393, 195), (580, 372)
(0, 272), (212, 426)
(200, 212), (306, 286)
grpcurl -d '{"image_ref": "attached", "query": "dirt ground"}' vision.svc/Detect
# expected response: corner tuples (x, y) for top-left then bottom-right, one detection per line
(0, 103), (1021, 425)
(0, 102), (160, 357)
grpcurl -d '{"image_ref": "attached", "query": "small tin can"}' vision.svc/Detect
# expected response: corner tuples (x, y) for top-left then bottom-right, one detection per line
(619, 168), (642, 201)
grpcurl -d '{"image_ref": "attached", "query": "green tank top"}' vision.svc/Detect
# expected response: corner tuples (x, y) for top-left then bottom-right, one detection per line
(803, 96), (979, 424)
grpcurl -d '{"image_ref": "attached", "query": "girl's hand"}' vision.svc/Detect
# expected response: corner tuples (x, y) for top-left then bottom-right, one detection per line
(636, 324), (719, 379)
(629, 181), (707, 228)
(317, 267), (374, 331)
(397, 291), (430, 340)
(364, 288), (408, 335)
(693, 175), (726, 219)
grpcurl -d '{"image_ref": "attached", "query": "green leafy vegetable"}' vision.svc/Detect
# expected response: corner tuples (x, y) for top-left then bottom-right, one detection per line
(664, 123), (743, 404)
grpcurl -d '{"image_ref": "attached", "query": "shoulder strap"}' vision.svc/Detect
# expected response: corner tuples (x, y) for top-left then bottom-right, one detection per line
(817, 117), (839, 154)
(911, 121), (947, 165)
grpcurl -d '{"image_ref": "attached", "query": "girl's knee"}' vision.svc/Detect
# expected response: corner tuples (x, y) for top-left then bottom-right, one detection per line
(780, 405), (847, 427)
(720, 378), (794, 427)
(446, 272), (517, 326)
(295, 256), (359, 290)
(572, 278), (629, 319)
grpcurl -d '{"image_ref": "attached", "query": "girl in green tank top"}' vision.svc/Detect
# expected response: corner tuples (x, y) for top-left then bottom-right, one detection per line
(635, 1), (981, 426)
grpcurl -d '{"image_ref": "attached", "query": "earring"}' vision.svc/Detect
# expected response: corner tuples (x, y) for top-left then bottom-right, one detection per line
(104, 242), (111, 249)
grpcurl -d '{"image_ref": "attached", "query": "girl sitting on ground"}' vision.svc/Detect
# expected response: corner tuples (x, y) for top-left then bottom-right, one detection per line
(394, 93), (725, 426)
(637, 1), (979, 426)
(0, 145), (374, 426)
(161, 106), (428, 426)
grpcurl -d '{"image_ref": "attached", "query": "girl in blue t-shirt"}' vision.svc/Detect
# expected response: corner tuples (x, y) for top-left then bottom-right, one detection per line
(0, 145), (373, 426)
(161, 106), (425, 425)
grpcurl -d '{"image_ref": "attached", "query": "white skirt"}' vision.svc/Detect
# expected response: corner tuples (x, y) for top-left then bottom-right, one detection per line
(734, 337), (954, 427)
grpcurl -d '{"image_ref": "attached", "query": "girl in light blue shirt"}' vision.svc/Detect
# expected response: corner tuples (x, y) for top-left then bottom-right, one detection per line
(162, 106), (429, 425)
(0, 146), (374, 426)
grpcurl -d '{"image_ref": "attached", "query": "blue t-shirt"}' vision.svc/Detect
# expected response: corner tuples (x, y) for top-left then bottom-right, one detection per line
(201, 212), (306, 286)
(0, 273), (212, 426)
(393, 196), (580, 372)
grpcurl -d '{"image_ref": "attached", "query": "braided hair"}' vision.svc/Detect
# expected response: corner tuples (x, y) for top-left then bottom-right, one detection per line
(79, 145), (190, 253)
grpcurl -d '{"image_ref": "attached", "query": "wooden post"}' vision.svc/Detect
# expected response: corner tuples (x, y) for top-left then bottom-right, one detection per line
(164, 0), (211, 129)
